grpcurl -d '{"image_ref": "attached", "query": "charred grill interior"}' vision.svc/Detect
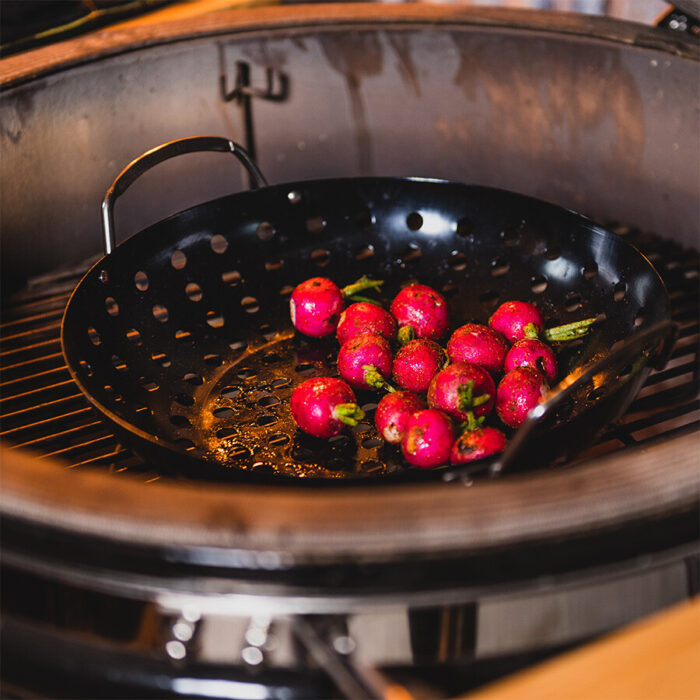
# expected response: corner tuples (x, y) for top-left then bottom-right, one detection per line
(1, 5), (699, 699)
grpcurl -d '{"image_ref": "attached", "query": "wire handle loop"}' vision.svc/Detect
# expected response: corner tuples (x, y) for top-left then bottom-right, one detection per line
(101, 136), (267, 256)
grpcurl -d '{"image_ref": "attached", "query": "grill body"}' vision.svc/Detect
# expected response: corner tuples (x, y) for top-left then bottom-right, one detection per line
(1, 6), (698, 698)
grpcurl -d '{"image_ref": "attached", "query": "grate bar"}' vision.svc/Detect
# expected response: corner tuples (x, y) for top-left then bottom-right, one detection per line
(0, 322), (62, 351)
(1, 406), (94, 439)
(1, 393), (88, 430)
(65, 448), (135, 471)
(0, 364), (70, 392)
(619, 398), (700, 434)
(0, 379), (76, 410)
(0, 352), (66, 383)
(39, 435), (120, 461)
(11, 420), (107, 451)
(0, 337), (62, 361)
(0, 309), (63, 332)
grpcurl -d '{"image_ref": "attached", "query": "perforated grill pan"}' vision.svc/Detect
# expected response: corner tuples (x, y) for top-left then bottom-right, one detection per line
(61, 137), (676, 483)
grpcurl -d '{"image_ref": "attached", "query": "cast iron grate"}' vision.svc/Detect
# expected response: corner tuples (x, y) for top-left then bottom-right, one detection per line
(1, 226), (698, 483)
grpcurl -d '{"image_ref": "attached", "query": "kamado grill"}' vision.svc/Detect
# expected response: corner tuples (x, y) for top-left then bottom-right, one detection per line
(1, 4), (699, 699)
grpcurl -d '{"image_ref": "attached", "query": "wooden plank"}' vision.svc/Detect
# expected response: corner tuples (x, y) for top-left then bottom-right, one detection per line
(464, 599), (700, 700)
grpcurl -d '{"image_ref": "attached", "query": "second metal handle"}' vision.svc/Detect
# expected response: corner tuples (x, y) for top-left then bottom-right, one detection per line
(101, 136), (268, 256)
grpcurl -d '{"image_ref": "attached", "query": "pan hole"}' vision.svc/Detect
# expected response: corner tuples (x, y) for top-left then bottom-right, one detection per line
(79, 360), (93, 376)
(265, 259), (284, 272)
(229, 340), (247, 351)
(241, 297), (260, 314)
(306, 216), (326, 235)
(596, 312), (608, 323)
(262, 351), (282, 364)
(530, 275), (548, 294)
(355, 244), (374, 261)
(135, 403), (148, 413)
(139, 377), (159, 392)
(450, 251), (467, 271)
(204, 353), (223, 366)
(403, 244), (422, 263)
(126, 328), (142, 345)
(350, 422), (371, 434)
(87, 326), (101, 346)
(361, 402), (378, 412)
(256, 415), (278, 427)
(98, 269), (109, 283)
(258, 395), (281, 408)
(105, 297), (119, 316)
(269, 433), (290, 446)
(221, 387), (241, 399)
(206, 312), (225, 327)
(174, 393), (194, 407)
(170, 415), (191, 427)
(210, 234), (228, 254)
(491, 258), (510, 277)
(362, 437), (383, 449)
(456, 218), (472, 238)
(184, 373), (204, 386)
(260, 324), (277, 341)
(111, 355), (127, 372)
(310, 249), (331, 267)
(588, 387), (606, 401)
(279, 285), (294, 296)
(545, 244), (561, 260)
(103, 385), (122, 402)
(152, 352), (171, 367)
(171, 250), (187, 270)
(634, 309), (646, 327)
(441, 282), (458, 298)
(186, 283), (203, 301)
(479, 290), (499, 307)
(228, 444), (252, 461)
(295, 363), (315, 375)
(174, 438), (196, 452)
(152, 304), (169, 322)
(613, 282), (626, 302)
(256, 222), (276, 241)
(583, 263), (598, 280)
(329, 434), (352, 449)
(175, 329), (192, 342)
(356, 209), (372, 230)
(287, 190), (302, 204)
(503, 227), (521, 246)
(222, 270), (242, 286)
(565, 293), (582, 312)
(213, 407), (235, 418)
(271, 377), (292, 389)
(134, 270), (149, 291)
(406, 212), (423, 231)
(216, 427), (237, 439)
(237, 368), (257, 380)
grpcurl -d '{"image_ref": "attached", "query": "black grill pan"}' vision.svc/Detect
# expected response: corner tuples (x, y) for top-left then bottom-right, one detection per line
(61, 137), (677, 483)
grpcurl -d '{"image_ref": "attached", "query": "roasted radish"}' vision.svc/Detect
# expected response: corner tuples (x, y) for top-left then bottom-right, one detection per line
(401, 409), (455, 468)
(290, 377), (364, 438)
(375, 391), (425, 444)
(390, 283), (449, 343)
(392, 339), (446, 393)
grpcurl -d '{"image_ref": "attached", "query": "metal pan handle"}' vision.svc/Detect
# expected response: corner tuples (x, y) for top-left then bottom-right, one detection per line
(101, 136), (268, 256)
(491, 319), (679, 475)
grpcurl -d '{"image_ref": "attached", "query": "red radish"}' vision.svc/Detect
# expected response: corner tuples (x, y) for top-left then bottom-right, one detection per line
(401, 409), (455, 468)
(450, 426), (507, 464)
(336, 302), (397, 346)
(496, 367), (549, 428)
(375, 391), (425, 444)
(490, 300), (597, 343)
(290, 275), (383, 337)
(392, 339), (446, 393)
(337, 333), (393, 391)
(390, 283), (449, 343)
(427, 363), (495, 421)
(489, 301), (543, 343)
(447, 323), (509, 374)
(290, 377), (364, 438)
(505, 338), (557, 382)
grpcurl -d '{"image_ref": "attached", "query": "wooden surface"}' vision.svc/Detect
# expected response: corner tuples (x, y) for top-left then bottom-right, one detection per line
(465, 598), (700, 700)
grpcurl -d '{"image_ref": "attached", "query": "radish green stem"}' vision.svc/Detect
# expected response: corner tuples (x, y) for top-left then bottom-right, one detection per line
(524, 322), (540, 339)
(342, 275), (384, 298)
(459, 411), (485, 434)
(398, 325), (415, 345)
(334, 403), (365, 426)
(457, 380), (491, 412)
(362, 365), (395, 393)
(545, 317), (596, 342)
(347, 295), (383, 306)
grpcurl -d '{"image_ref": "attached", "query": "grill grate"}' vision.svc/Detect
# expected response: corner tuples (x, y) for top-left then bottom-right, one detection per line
(1, 227), (698, 481)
